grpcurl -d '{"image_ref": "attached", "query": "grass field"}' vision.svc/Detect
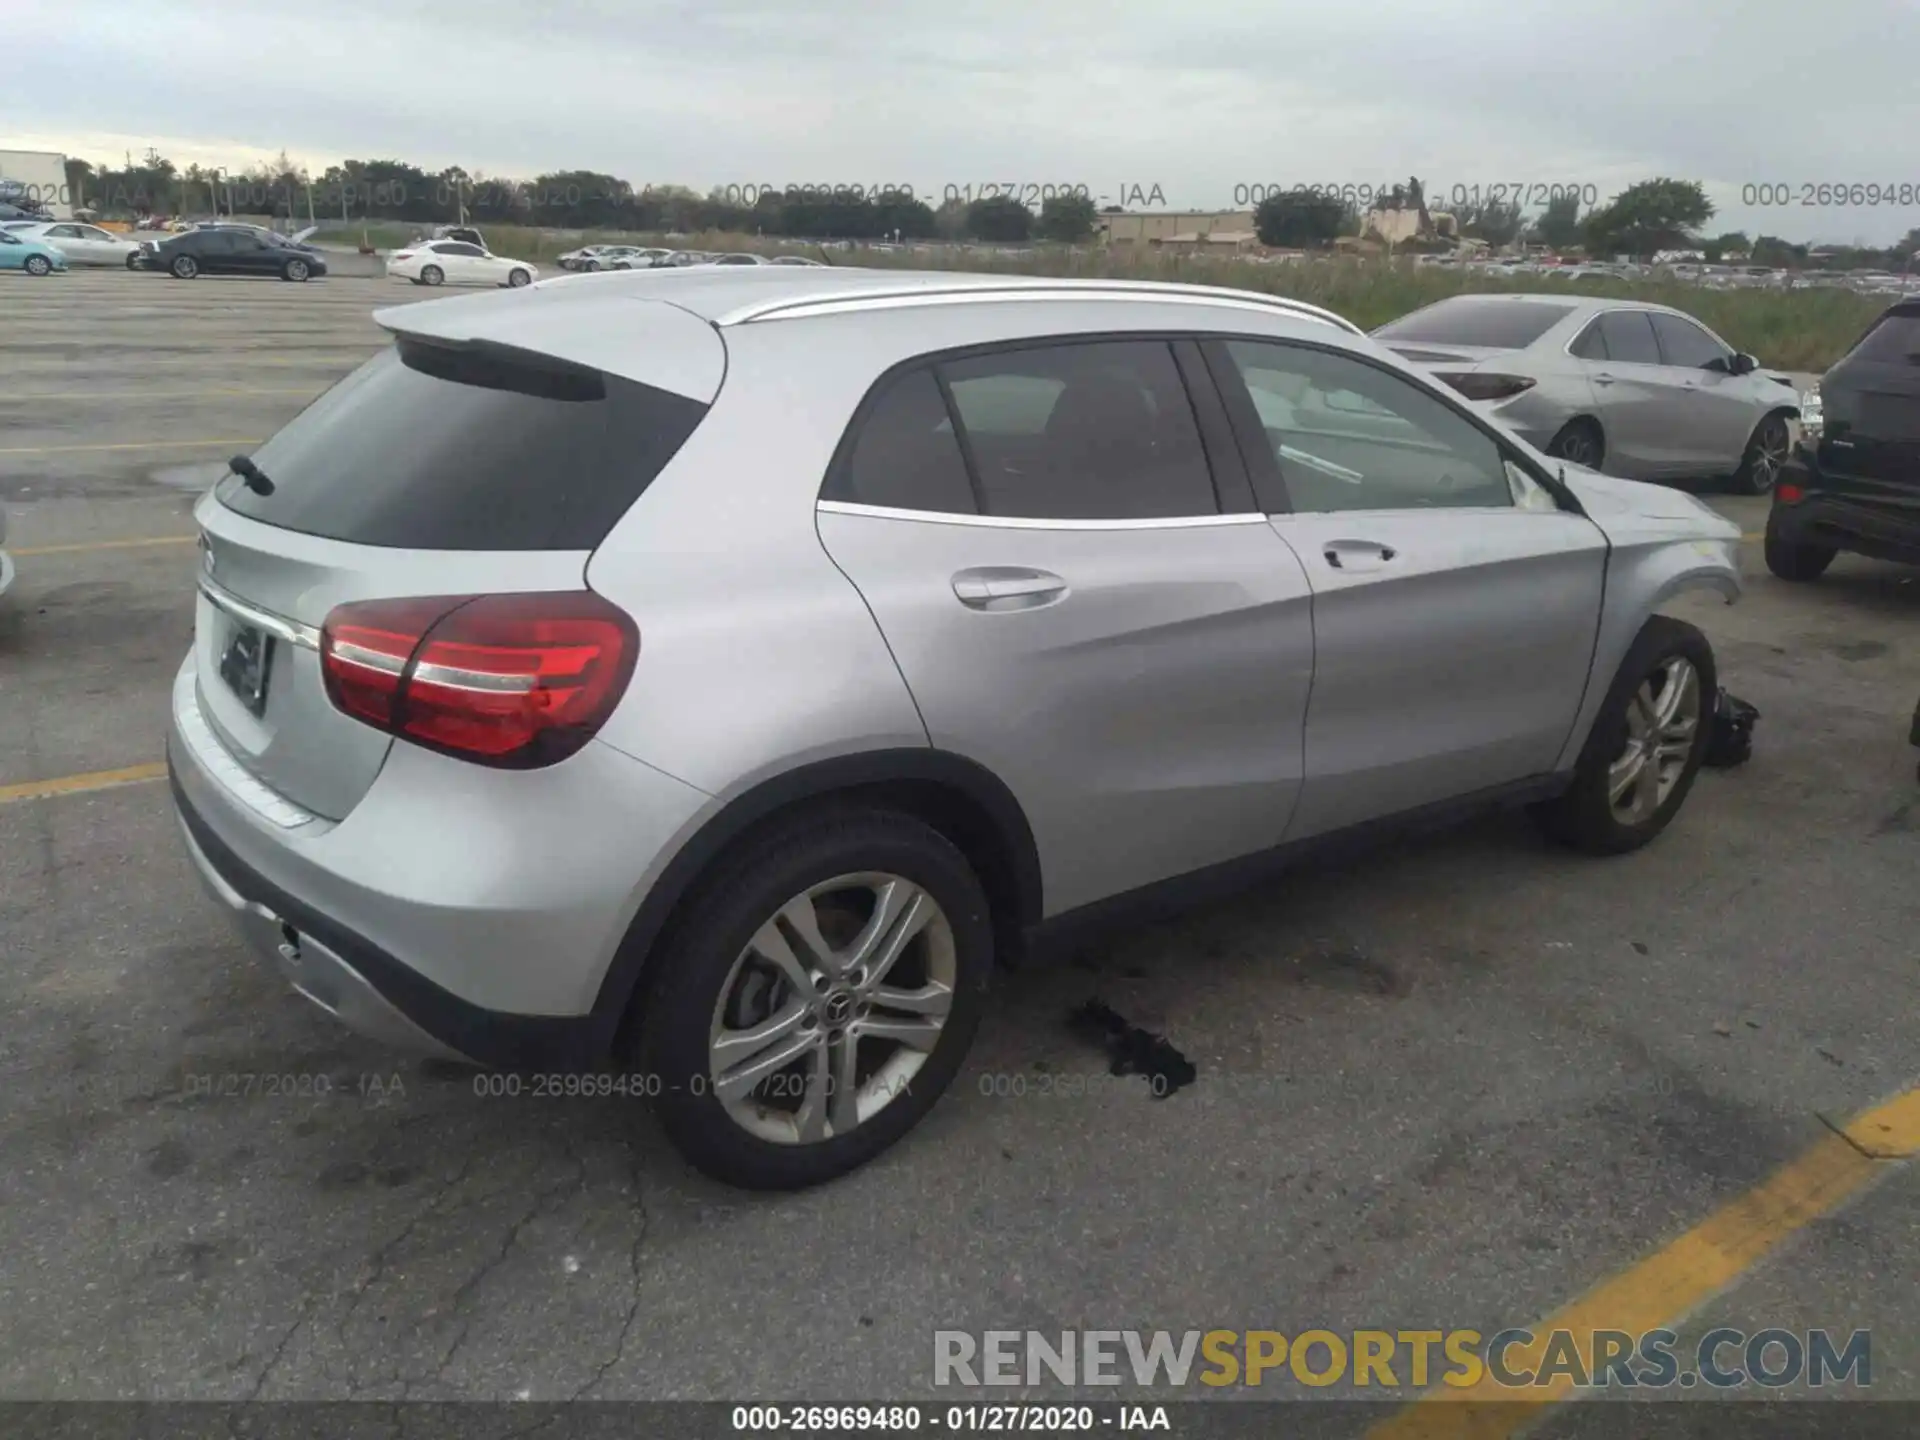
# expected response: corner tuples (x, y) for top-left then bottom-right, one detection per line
(311, 222), (1885, 372)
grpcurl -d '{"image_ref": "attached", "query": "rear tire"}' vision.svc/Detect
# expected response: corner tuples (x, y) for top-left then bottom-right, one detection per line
(636, 807), (994, 1190)
(420, 264), (443, 286)
(1546, 418), (1605, 470)
(1763, 521), (1836, 582)
(1532, 616), (1716, 855)
(125, 252), (141, 270)
(1734, 413), (1792, 495)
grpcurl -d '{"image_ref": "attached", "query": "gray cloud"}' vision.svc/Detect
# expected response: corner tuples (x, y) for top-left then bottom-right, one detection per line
(11, 0), (1920, 242)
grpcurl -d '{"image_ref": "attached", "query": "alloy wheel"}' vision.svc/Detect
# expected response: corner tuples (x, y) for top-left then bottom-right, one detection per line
(708, 872), (956, 1146)
(1746, 419), (1789, 494)
(1553, 427), (1600, 468)
(1607, 657), (1701, 824)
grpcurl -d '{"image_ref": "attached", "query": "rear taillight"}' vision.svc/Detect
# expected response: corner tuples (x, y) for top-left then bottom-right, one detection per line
(320, 592), (638, 768)
(1434, 372), (1537, 402)
(1775, 482), (1806, 505)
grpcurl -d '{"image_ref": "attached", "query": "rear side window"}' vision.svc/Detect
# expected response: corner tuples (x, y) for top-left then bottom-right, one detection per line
(1845, 309), (1920, 365)
(1568, 319), (1608, 361)
(824, 368), (978, 514)
(1373, 298), (1573, 349)
(939, 340), (1217, 520)
(218, 343), (709, 550)
(1597, 310), (1662, 364)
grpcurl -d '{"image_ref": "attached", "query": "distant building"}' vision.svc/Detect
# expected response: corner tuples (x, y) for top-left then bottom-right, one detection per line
(1099, 210), (1257, 248)
(0, 149), (74, 220)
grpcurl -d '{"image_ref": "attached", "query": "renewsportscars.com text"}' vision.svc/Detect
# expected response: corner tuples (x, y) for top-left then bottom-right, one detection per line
(933, 1328), (1870, 1391)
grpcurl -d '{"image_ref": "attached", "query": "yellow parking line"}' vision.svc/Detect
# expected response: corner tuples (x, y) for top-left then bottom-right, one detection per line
(1367, 1084), (1920, 1440)
(0, 763), (168, 806)
(12, 535), (196, 557)
(0, 438), (260, 455)
(1741, 531), (1762, 542)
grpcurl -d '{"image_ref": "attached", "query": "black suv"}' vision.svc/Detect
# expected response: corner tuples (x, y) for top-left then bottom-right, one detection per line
(1766, 299), (1920, 581)
(136, 226), (328, 282)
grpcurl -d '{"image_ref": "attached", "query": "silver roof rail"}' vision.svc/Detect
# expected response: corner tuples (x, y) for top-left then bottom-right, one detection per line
(718, 279), (1364, 334)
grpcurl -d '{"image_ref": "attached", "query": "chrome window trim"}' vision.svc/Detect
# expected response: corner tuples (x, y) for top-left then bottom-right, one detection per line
(817, 499), (1270, 531)
(722, 283), (1363, 334)
(199, 577), (321, 651)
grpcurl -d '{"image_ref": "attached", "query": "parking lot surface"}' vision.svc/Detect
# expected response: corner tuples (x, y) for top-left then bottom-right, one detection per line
(2, 269), (1916, 1422)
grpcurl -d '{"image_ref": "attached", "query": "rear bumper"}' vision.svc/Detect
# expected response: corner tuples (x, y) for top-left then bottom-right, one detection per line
(166, 654), (711, 1069)
(1771, 493), (1920, 566)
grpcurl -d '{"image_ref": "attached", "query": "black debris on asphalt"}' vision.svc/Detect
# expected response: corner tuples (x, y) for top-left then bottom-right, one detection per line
(1068, 999), (1198, 1097)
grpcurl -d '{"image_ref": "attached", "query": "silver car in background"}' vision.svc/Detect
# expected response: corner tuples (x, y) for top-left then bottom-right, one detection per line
(1375, 293), (1803, 493)
(167, 269), (1740, 1190)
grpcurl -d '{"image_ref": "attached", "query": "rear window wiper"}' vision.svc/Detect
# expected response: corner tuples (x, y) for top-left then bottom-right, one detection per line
(228, 454), (275, 496)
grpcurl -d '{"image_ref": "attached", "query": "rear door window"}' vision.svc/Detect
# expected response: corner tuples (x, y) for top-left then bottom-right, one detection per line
(217, 343), (710, 550)
(937, 340), (1218, 520)
(1596, 310), (1662, 364)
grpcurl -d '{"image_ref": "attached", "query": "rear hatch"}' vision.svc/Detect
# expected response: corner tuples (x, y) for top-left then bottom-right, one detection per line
(1816, 302), (1920, 512)
(191, 291), (724, 820)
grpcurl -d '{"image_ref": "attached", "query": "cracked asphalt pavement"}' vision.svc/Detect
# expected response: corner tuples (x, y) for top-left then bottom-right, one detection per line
(1, 270), (1916, 1420)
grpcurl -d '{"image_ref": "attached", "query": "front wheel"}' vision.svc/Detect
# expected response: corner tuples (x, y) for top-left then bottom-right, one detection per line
(1532, 616), (1716, 855)
(584, 259), (600, 272)
(125, 252), (142, 270)
(23, 254), (52, 276)
(170, 255), (198, 279)
(507, 267), (531, 287)
(637, 808), (994, 1189)
(1733, 413), (1791, 495)
(282, 258), (310, 282)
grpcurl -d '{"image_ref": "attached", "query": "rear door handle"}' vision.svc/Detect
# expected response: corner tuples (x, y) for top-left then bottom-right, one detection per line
(1322, 540), (1398, 571)
(952, 567), (1068, 611)
(1594, 373), (1616, 386)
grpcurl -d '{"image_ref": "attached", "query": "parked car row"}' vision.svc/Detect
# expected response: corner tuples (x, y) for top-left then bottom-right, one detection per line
(556, 245), (828, 271)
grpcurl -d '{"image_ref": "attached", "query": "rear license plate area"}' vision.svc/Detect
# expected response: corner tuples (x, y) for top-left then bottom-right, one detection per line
(218, 621), (275, 717)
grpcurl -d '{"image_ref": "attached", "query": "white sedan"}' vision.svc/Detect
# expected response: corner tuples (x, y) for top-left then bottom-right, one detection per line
(7, 221), (145, 268)
(386, 239), (537, 288)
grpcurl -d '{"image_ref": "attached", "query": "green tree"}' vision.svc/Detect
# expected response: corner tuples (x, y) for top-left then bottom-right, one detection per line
(1701, 231), (1751, 263)
(1253, 190), (1348, 248)
(965, 194), (1032, 242)
(1750, 234), (1808, 269)
(1037, 191), (1097, 242)
(1452, 199), (1524, 247)
(1583, 178), (1714, 259)
(1530, 192), (1584, 250)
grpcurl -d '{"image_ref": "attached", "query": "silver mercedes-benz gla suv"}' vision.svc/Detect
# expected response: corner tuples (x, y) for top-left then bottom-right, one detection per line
(168, 267), (1742, 1188)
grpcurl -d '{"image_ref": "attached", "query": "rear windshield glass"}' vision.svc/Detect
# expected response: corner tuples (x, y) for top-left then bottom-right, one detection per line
(1374, 298), (1575, 349)
(217, 343), (709, 550)
(1845, 310), (1920, 365)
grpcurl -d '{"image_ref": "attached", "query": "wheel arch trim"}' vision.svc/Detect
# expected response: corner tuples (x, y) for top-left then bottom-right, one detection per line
(585, 746), (1043, 1056)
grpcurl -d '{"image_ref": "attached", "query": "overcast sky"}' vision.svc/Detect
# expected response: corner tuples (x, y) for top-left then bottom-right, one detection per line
(9, 0), (1920, 245)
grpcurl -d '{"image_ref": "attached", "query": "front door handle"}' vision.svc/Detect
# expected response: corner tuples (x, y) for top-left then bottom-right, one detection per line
(952, 567), (1068, 611)
(1594, 373), (1616, 386)
(1322, 540), (1398, 571)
